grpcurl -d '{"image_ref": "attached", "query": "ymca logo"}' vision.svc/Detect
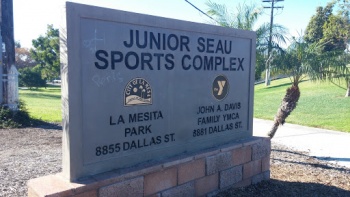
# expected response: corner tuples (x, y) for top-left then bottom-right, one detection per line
(124, 78), (152, 106)
(212, 75), (229, 101)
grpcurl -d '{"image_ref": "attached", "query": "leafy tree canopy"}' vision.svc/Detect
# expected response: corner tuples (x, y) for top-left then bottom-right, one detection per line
(15, 41), (21, 48)
(321, 14), (349, 51)
(304, 2), (335, 44)
(19, 67), (47, 89)
(30, 24), (60, 81)
(15, 46), (36, 69)
(304, 1), (350, 52)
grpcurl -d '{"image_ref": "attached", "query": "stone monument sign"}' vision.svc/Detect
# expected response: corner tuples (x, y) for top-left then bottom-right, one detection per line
(61, 2), (256, 181)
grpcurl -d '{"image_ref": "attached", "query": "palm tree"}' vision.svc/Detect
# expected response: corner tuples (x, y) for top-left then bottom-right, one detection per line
(206, 1), (260, 30)
(206, 1), (288, 80)
(346, 51), (350, 97)
(256, 23), (288, 80)
(267, 36), (348, 138)
(255, 23), (288, 54)
(266, 37), (308, 138)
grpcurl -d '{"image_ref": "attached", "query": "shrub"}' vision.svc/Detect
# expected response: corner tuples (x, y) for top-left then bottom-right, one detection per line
(0, 100), (32, 128)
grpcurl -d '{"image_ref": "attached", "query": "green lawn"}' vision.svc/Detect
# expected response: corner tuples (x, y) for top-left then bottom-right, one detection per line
(254, 78), (350, 132)
(19, 86), (62, 123)
(18, 79), (350, 132)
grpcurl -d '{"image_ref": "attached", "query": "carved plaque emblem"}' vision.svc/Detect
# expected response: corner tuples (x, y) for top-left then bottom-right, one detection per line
(124, 78), (152, 106)
(212, 75), (229, 101)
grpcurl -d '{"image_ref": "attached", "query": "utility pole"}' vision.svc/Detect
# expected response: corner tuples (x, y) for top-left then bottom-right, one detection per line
(1, 0), (17, 108)
(0, 0), (3, 104)
(263, 0), (283, 86)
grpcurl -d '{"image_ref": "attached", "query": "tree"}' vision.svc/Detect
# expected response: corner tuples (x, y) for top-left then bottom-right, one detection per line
(321, 14), (350, 97)
(15, 46), (36, 69)
(267, 36), (348, 138)
(304, 1), (350, 97)
(267, 37), (316, 138)
(255, 23), (288, 80)
(18, 67), (46, 89)
(346, 71), (350, 97)
(206, 1), (261, 30)
(321, 14), (349, 51)
(305, 1), (350, 52)
(30, 24), (60, 81)
(267, 1), (350, 138)
(336, 0), (350, 96)
(321, 50), (350, 97)
(206, 1), (288, 80)
(304, 2), (335, 46)
(15, 41), (21, 48)
(337, 0), (350, 12)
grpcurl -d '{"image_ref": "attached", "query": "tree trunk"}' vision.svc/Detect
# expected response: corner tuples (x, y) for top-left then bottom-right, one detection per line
(345, 81), (350, 97)
(267, 84), (301, 138)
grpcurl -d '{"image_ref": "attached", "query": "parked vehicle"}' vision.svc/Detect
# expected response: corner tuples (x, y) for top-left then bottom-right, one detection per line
(53, 78), (61, 83)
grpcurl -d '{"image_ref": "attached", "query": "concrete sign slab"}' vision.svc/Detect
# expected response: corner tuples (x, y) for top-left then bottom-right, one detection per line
(61, 2), (256, 181)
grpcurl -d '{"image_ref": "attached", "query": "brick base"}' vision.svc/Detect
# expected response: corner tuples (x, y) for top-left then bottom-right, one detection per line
(28, 137), (270, 197)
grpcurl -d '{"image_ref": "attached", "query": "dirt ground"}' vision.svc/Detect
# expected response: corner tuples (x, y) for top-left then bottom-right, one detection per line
(218, 144), (350, 197)
(0, 124), (349, 197)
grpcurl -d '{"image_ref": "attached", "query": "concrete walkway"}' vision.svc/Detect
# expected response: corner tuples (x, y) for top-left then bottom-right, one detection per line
(253, 118), (350, 168)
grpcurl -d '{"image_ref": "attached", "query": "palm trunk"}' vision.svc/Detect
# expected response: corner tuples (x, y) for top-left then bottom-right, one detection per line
(267, 84), (300, 138)
(345, 81), (350, 97)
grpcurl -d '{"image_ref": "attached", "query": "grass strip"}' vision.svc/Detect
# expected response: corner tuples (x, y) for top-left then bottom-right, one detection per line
(254, 78), (350, 132)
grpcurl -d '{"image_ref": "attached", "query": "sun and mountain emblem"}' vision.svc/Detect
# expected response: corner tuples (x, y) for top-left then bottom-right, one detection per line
(124, 78), (152, 106)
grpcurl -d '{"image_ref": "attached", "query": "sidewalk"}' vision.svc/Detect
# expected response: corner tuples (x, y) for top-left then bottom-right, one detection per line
(253, 118), (350, 168)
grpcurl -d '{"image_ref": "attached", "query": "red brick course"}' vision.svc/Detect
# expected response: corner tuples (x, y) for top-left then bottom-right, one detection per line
(243, 159), (262, 179)
(144, 167), (177, 196)
(74, 190), (98, 197)
(234, 178), (252, 188)
(262, 156), (270, 172)
(178, 159), (205, 184)
(161, 182), (195, 197)
(206, 152), (233, 175)
(28, 137), (270, 197)
(195, 173), (219, 196)
(99, 177), (143, 197)
(220, 165), (243, 189)
(232, 146), (252, 166)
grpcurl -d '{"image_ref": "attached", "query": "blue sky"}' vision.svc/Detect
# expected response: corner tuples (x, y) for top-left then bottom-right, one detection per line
(13, 0), (331, 48)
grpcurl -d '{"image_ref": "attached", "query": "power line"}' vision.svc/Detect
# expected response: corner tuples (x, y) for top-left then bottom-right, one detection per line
(183, 0), (219, 24)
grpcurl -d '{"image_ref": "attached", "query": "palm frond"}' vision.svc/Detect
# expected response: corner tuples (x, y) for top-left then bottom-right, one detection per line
(206, 1), (262, 30)
(206, 0), (234, 27)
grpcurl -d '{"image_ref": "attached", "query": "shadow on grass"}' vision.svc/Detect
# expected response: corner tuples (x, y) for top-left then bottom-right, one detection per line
(20, 87), (61, 93)
(216, 180), (350, 197)
(264, 79), (309, 90)
(21, 93), (61, 100)
(265, 81), (293, 90)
